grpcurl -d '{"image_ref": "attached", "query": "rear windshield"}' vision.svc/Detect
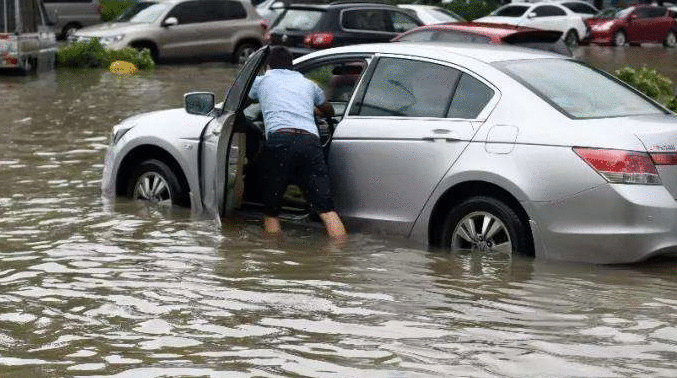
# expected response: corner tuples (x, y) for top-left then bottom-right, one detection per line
(497, 59), (665, 118)
(493, 5), (530, 17)
(273, 9), (324, 31)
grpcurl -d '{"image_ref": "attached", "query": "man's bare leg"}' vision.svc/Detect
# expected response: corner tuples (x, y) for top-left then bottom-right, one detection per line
(319, 211), (347, 239)
(263, 216), (282, 234)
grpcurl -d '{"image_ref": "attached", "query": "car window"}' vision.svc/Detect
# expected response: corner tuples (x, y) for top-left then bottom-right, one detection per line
(647, 7), (667, 18)
(436, 30), (491, 44)
(224, 1), (247, 19)
(166, 0), (236, 23)
(533, 5), (567, 17)
(342, 9), (389, 32)
(497, 59), (664, 119)
(632, 7), (653, 19)
(396, 30), (436, 42)
(493, 5), (530, 17)
(561, 2), (597, 15)
(447, 73), (495, 119)
(302, 60), (367, 104)
(273, 8), (323, 30)
(356, 57), (460, 117)
(390, 10), (420, 33)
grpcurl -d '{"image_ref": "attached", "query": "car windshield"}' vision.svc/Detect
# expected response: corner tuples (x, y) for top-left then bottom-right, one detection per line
(273, 9), (324, 30)
(116, 1), (168, 23)
(493, 5), (530, 17)
(596, 7), (620, 17)
(498, 59), (665, 118)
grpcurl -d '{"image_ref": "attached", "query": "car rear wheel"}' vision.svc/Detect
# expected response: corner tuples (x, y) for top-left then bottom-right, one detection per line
(613, 30), (627, 46)
(664, 30), (677, 48)
(564, 29), (578, 49)
(441, 196), (531, 257)
(126, 159), (185, 206)
(232, 43), (258, 64)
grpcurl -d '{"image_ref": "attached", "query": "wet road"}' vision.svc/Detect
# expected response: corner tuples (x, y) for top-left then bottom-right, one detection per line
(1, 47), (677, 377)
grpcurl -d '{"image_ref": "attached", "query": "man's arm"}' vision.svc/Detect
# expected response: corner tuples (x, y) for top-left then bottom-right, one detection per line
(316, 101), (334, 118)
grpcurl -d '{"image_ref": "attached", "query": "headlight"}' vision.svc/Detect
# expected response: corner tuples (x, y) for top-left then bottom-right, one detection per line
(593, 21), (615, 31)
(111, 124), (134, 145)
(99, 34), (125, 47)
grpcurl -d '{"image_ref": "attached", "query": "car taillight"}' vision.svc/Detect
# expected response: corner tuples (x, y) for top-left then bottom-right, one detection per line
(649, 152), (677, 165)
(304, 32), (334, 49)
(574, 147), (661, 185)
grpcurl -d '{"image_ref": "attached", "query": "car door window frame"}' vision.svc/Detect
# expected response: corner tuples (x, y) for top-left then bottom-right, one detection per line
(347, 53), (500, 121)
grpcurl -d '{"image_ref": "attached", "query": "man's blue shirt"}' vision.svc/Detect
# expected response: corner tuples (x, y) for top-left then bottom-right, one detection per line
(249, 69), (326, 137)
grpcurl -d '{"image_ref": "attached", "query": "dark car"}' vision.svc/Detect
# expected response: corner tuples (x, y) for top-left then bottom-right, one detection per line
(584, 5), (677, 47)
(392, 22), (572, 56)
(263, 1), (423, 56)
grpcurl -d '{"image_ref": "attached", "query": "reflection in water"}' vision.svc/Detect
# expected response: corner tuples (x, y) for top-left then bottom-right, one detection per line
(1, 58), (677, 377)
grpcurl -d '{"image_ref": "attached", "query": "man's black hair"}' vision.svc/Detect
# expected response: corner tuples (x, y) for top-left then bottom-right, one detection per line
(267, 46), (293, 69)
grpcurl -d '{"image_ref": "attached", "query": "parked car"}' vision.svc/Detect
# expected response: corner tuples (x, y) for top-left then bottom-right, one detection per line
(102, 43), (677, 264)
(397, 4), (465, 25)
(0, 0), (57, 73)
(475, 2), (588, 47)
(584, 5), (677, 47)
(264, 1), (423, 56)
(555, 0), (599, 19)
(69, 0), (266, 63)
(43, 0), (102, 39)
(392, 22), (572, 56)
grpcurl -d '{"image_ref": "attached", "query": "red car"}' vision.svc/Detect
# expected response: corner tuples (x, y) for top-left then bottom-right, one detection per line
(391, 22), (572, 56)
(585, 5), (677, 47)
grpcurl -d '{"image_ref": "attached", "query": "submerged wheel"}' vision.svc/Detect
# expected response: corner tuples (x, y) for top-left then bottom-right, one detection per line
(664, 30), (677, 48)
(441, 196), (531, 257)
(232, 42), (258, 64)
(126, 159), (187, 206)
(613, 30), (627, 46)
(564, 29), (579, 49)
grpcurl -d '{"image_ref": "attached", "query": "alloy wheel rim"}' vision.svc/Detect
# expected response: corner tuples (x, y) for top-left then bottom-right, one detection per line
(668, 32), (676, 47)
(237, 47), (256, 64)
(615, 33), (625, 46)
(451, 211), (512, 256)
(133, 172), (172, 204)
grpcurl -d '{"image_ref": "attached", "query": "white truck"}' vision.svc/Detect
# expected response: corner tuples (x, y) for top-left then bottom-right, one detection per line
(0, 0), (57, 73)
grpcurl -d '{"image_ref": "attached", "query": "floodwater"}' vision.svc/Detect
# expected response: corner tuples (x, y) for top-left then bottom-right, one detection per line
(1, 47), (677, 378)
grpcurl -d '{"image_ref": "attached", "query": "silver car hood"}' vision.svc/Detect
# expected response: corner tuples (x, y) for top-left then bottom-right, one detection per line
(75, 22), (150, 37)
(121, 108), (212, 140)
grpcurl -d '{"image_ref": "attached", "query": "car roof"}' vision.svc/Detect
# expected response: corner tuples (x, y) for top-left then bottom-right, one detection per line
(284, 0), (400, 10)
(296, 41), (564, 64)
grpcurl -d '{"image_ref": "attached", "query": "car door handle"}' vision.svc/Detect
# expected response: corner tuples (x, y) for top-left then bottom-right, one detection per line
(422, 137), (461, 142)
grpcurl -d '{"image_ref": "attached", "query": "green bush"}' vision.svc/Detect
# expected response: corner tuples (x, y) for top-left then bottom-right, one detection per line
(56, 39), (155, 70)
(99, 0), (137, 22)
(442, 0), (500, 21)
(614, 65), (677, 112)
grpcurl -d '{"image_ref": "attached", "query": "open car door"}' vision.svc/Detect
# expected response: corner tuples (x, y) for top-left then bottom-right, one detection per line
(200, 46), (269, 218)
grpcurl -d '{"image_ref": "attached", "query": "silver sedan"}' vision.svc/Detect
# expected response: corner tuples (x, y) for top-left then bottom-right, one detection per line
(101, 43), (677, 264)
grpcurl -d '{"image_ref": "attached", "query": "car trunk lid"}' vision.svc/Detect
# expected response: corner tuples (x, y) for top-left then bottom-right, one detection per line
(630, 114), (677, 199)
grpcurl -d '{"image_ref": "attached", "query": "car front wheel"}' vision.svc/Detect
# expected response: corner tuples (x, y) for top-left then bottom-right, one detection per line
(126, 159), (185, 206)
(441, 196), (531, 257)
(233, 43), (259, 64)
(664, 30), (677, 48)
(613, 30), (627, 46)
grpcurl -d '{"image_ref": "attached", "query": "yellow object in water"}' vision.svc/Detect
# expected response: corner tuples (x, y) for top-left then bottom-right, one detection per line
(109, 60), (138, 74)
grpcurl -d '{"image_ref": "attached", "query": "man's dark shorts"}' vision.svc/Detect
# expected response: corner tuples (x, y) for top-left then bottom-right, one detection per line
(260, 131), (335, 217)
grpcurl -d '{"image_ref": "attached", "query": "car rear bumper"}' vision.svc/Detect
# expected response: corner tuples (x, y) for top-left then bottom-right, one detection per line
(532, 183), (677, 264)
(587, 31), (615, 45)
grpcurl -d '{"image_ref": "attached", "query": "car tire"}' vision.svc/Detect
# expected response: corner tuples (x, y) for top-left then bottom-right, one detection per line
(61, 23), (81, 40)
(613, 30), (627, 46)
(232, 42), (259, 65)
(564, 29), (579, 49)
(664, 30), (677, 48)
(441, 196), (532, 257)
(126, 159), (187, 206)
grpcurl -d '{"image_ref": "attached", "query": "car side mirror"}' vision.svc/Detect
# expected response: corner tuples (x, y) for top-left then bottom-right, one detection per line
(270, 1), (285, 10)
(184, 92), (215, 115)
(162, 17), (178, 27)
